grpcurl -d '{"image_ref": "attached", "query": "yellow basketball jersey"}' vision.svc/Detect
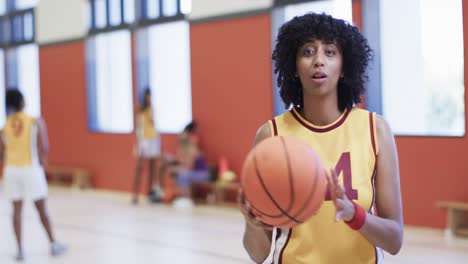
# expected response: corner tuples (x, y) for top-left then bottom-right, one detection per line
(138, 107), (158, 139)
(270, 107), (382, 264)
(3, 112), (38, 167)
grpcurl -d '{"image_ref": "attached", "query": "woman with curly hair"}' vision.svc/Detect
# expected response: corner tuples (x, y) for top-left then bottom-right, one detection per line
(239, 13), (403, 263)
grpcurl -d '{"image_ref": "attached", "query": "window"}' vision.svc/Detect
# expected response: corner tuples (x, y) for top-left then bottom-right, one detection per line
(379, 0), (464, 136)
(7, 44), (41, 117)
(87, 31), (133, 133)
(0, 0), (40, 125)
(146, 0), (160, 19)
(139, 21), (192, 133)
(283, 0), (352, 23)
(123, 0), (135, 23)
(86, 0), (134, 133)
(90, 0), (135, 31)
(162, 0), (177, 17)
(271, 0), (353, 115)
(94, 0), (107, 29)
(0, 2), (6, 15)
(135, 0), (192, 133)
(138, 0), (191, 20)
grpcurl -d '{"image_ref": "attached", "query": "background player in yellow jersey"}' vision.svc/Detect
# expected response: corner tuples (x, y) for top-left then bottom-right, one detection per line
(240, 13), (403, 263)
(1, 89), (66, 261)
(132, 88), (163, 204)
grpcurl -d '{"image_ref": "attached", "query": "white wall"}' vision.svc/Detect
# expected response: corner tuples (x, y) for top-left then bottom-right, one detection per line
(189, 0), (273, 20)
(36, 0), (87, 45)
(36, 0), (274, 43)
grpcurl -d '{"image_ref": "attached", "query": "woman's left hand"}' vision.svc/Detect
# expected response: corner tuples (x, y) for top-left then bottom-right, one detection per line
(326, 169), (355, 222)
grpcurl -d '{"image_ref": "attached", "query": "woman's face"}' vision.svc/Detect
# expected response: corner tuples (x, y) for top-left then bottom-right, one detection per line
(296, 39), (343, 98)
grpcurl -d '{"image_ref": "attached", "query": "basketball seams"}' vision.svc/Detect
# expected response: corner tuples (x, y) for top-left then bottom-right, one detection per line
(280, 137), (295, 213)
(251, 144), (303, 224)
(242, 136), (325, 228)
(296, 159), (321, 216)
(276, 152), (322, 227)
(242, 146), (284, 218)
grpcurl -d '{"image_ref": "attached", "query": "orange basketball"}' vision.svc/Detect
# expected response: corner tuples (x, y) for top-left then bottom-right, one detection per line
(241, 136), (327, 228)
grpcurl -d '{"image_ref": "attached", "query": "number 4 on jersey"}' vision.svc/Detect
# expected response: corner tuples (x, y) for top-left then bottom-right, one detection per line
(324, 152), (358, 201)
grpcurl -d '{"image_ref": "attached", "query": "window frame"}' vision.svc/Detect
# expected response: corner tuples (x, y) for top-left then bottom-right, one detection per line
(137, 0), (185, 24)
(86, 0), (135, 134)
(0, 8), (35, 48)
(0, 0), (39, 126)
(362, 0), (465, 137)
(88, 0), (134, 36)
(134, 0), (191, 134)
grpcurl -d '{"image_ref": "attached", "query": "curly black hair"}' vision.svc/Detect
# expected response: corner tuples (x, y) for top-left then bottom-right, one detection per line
(6, 88), (24, 112)
(272, 12), (373, 111)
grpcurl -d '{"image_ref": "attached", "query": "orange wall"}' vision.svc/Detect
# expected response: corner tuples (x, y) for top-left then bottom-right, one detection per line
(39, 39), (177, 192)
(352, 0), (362, 30)
(396, 0), (468, 228)
(39, 41), (136, 191)
(352, 0), (366, 109)
(190, 14), (273, 176)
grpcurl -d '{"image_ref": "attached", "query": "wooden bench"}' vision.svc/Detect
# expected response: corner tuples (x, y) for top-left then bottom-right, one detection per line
(436, 201), (468, 237)
(191, 181), (238, 206)
(212, 181), (239, 206)
(45, 166), (92, 189)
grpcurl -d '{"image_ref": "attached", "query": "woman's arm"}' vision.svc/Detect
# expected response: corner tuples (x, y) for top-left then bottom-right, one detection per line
(240, 122), (274, 263)
(36, 118), (50, 168)
(359, 115), (403, 254)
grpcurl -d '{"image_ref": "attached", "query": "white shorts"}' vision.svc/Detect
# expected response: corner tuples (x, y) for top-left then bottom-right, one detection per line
(138, 138), (161, 158)
(3, 166), (48, 201)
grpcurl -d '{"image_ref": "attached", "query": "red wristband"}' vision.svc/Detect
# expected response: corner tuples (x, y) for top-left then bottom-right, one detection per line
(345, 201), (366, 230)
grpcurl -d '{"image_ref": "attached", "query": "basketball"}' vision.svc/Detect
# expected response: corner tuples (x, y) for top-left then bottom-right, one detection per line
(241, 136), (327, 228)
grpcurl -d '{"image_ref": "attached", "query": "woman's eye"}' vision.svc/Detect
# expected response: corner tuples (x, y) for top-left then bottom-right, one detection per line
(325, 49), (336, 56)
(304, 49), (314, 55)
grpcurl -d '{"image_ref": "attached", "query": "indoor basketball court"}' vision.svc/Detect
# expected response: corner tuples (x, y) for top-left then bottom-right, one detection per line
(0, 0), (467, 263)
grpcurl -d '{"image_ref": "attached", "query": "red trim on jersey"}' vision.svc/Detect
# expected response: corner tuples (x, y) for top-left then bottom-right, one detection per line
(374, 247), (378, 264)
(278, 229), (292, 264)
(271, 118), (278, 136)
(369, 112), (377, 157)
(290, 107), (350, 133)
(369, 161), (377, 213)
(369, 112), (378, 214)
(275, 228), (282, 241)
(271, 229), (282, 264)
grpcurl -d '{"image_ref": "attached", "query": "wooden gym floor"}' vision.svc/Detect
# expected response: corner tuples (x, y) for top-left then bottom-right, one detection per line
(0, 185), (467, 264)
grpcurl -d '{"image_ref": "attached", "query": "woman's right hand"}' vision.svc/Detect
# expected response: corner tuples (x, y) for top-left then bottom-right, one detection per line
(238, 188), (274, 230)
